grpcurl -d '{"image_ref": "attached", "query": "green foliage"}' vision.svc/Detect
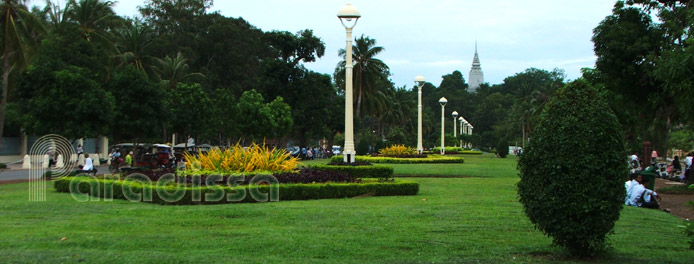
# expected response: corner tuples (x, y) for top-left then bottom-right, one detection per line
(517, 80), (627, 256)
(107, 66), (165, 142)
(54, 176), (419, 205)
(19, 65), (115, 138)
(331, 155), (464, 164)
(0, 163), (6, 169)
(312, 165), (394, 180)
(356, 139), (370, 155)
(235, 89), (292, 142)
(167, 83), (213, 139)
(496, 139), (509, 158)
(669, 128), (694, 153)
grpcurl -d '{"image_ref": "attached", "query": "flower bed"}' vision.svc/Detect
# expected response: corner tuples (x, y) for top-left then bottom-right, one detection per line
(330, 155), (464, 164)
(183, 143), (299, 175)
(54, 176), (419, 205)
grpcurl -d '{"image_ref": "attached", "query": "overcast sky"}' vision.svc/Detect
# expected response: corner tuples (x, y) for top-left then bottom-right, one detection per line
(29, 0), (618, 88)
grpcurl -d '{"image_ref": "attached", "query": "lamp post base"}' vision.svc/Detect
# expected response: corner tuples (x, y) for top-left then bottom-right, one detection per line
(343, 151), (356, 163)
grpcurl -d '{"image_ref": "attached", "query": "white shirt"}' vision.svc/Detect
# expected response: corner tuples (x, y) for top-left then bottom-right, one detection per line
(643, 189), (657, 203)
(628, 184), (646, 207)
(685, 156), (693, 169)
(625, 180), (638, 205)
(83, 158), (93, 171)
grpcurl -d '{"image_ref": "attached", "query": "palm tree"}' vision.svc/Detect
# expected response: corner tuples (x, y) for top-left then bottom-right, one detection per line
(151, 52), (204, 90)
(335, 35), (390, 118)
(66, 0), (118, 51)
(116, 20), (154, 73)
(41, 0), (72, 31)
(0, 0), (46, 148)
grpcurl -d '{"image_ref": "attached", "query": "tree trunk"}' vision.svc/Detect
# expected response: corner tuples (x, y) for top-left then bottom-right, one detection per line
(0, 53), (11, 148)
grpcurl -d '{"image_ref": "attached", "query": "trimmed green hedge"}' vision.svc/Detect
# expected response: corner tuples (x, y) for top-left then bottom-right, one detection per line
(313, 165), (393, 179)
(54, 176), (418, 205)
(430, 147), (482, 155)
(331, 155), (464, 164)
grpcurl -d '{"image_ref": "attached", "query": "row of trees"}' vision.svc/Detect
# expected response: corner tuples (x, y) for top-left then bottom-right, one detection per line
(588, 0), (694, 155)
(3, 0), (685, 156)
(0, 0), (343, 149)
(0, 0), (581, 153)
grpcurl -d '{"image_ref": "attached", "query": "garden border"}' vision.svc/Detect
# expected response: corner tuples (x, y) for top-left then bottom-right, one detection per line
(54, 176), (418, 205)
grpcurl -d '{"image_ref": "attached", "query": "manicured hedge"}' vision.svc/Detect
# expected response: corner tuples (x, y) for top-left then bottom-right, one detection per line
(312, 165), (393, 180)
(430, 147), (482, 155)
(54, 176), (419, 205)
(331, 155), (464, 164)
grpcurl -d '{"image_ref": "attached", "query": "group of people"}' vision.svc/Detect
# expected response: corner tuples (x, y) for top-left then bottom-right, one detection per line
(668, 153), (691, 183)
(625, 173), (662, 210)
(299, 147), (328, 160)
(109, 149), (133, 167)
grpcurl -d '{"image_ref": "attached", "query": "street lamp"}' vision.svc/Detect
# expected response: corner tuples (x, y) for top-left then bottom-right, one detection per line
(439, 97), (447, 155)
(415, 76), (426, 154)
(338, 3), (361, 163)
(458, 116), (464, 148)
(452, 111), (458, 145)
(468, 123), (474, 148)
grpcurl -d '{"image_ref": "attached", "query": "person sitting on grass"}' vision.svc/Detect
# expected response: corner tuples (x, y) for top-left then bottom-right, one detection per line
(639, 177), (661, 209)
(625, 173), (641, 205)
(627, 177), (660, 209)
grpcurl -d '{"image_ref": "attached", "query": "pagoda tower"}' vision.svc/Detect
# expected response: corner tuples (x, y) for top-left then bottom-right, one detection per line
(468, 43), (484, 91)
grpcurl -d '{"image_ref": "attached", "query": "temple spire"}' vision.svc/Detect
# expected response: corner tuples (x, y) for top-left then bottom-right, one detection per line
(468, 42), (484, 91)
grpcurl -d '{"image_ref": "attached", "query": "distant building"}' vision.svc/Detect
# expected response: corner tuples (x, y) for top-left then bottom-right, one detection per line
(468, 43), (484, 91)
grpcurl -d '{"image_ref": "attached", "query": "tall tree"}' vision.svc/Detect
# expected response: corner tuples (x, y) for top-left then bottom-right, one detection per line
(0, 0), (46, 146)
(116, 20), (154, 73)
(335, 35), (390, 118)
(151, 52), (204, 90)
(106, 65), (165, 143)
(66, 0), (118, 48)
(592, 0), (673, 153)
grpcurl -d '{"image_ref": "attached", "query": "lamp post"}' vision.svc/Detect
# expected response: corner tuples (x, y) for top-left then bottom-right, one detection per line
(439, 97), (447, 155)
(415, 76), (426, 154)
(468, 124), (474, 148)
(338, 3), (361, 163)
(458, 117), (464, 148)
(452, 111), (458, 147)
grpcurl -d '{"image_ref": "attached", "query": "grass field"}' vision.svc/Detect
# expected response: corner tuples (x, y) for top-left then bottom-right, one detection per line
(0, 154), (692, 263)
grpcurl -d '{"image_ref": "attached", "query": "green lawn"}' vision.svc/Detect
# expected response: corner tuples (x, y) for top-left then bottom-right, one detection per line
(1, 154), (692, 263)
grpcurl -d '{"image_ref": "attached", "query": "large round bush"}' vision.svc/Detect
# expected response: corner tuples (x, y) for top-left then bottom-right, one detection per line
(517, 80), (627, 256)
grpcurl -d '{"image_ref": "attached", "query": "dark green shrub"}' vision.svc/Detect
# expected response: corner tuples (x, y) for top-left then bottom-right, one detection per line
(373, 140), (385, 154)
(0, 163), (7, 169)
(313, 165), (393, 180)
(356, 140), (370, 155)
(517, 80), (627, 257)
(54, 176), (418, 205)
(496, 139), (509, 158)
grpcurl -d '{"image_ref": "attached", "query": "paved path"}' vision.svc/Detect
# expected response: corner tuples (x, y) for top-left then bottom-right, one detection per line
(0, 166), (109, 182)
